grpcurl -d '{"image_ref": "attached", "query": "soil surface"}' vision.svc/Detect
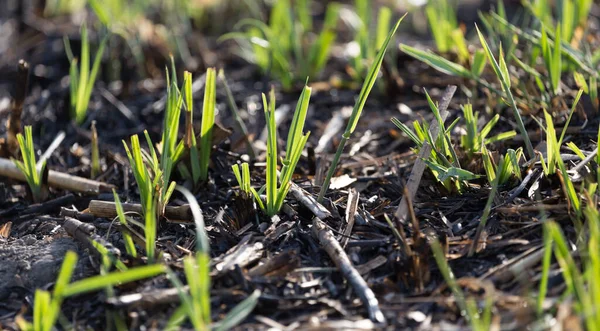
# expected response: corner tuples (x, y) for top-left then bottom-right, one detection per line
(0, 0), (599, 330)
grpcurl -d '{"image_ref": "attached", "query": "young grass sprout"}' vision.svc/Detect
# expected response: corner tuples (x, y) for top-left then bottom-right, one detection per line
(425, 0), (469, 63)
(13, 126), (47, 203)
(392, 92), (481, 192)
(231, 84), (311, 217)
(166, 186), (260, 331)
(263, 86), (311, 216)
(16, 251), (165, 331)
(318, 16), (404, 202)
(460, 103), (516, 157)
(430, 239), (494, 331)
(123, 134), (158, 261)
(65, 25), (107, 125)
(220, 0), (339, 90)
(351, 0), (393, 80)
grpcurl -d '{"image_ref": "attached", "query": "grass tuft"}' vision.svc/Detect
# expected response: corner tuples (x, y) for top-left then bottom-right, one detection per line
(13, 126), (46, 203)
(65, 25), (107, 125)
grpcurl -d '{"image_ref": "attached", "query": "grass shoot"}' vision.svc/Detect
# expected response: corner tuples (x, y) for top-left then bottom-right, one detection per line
(318, 16), (404, 202)
(263, 86), (311, 216)
(220, 0), (339, 90)
(13, 126), (47, 203)
(460, 103), (516, 157)
(123, 134), (158, 261)
(16, 251), (165, 331)
(166, 186), (260, 331)
(65, 25), (107, 125)
(430, 239), (494, 331)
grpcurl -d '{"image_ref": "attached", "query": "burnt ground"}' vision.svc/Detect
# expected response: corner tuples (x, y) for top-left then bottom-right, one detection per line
(0, 0), (599, 330)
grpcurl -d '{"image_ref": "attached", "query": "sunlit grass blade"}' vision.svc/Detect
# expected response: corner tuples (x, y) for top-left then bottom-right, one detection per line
(263, 89), (278, 216)
(182, 71), (201, 185)
(430, 238), (492, 331)
(476, 25), (535, 159)
(113, 189), (137, 257)
(318, 15), (405, 202)
(64, 263), (166, 297)
(13, 126), (46, 202)
(400, 45), (471, 78)
(199, 68), (216, 182)
(67, 25), (108, 125)
(214, 290), (261, 331)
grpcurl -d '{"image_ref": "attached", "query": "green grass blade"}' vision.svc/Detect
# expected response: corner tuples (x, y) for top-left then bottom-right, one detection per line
(318, 15), (404, 203)
(64, 264), (166, 297)
(537, 225), (553, 315)
(400, 45), (471, 78)
(476, 25), (535, 159)
(199, 68), (216, 182)
(79, 34), (107, 124)
(113, 190), (137, 257)
(558, 89), (583, 147)
(263, 89), (278, 216)
(214, 290), (261, 331)
(76, 25), (90, 122)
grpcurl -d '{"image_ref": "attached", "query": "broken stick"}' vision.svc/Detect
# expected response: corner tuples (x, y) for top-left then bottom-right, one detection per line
(291, 186), (385, 324)
(87, 200), (192, 220)
(0, 157), (114, 194)
(312, 217), (386, 324)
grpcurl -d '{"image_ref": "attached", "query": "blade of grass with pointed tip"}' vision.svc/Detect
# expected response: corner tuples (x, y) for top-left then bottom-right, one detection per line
(64, 264), (166, 297)
(263, 89), (278, 216)
(214, 290), (261, 331)
(400, 45), (471, 78)
(200, 68), (216, 182)
(113, 190), (137, 257)
(476, 25), (535, 159)
(318, 15), (405, 203)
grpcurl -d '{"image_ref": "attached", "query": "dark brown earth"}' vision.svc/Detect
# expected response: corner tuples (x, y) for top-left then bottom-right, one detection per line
(0, 0), (598, 330)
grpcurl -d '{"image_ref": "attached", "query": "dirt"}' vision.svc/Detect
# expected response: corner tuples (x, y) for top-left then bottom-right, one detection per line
(0, 0), (598, 330)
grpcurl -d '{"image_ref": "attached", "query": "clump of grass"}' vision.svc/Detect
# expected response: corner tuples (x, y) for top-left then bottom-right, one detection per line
(527, 0), (592, 43)
(425, 0), (469, 64)
(13, 126), (47, 203)
(179, 69), (217, 187)
(122, 134), (158, 261)
(123, 63), (217, 260)
(534, 92), (584, 221)
(64, 25), (107, 125)
(475, 26), (535, 159)
(232, 162), (263, 209)
(460, 103), (516, 157)
(538, 200), (600, 330)
(220, 0), (339, 90)
(536, 90), (583, 177)
(233, 84), (312, 217)
(16, 251), (165, 331)
(481, 147), (523, 186)
(318, 16), (404, 202)
(392, 92), (480, 192)
(166, 186), (260, 331)
(349, 0), (393, 80)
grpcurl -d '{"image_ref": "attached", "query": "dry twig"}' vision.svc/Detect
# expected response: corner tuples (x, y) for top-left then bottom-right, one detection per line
(0, 157), (114, 194)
